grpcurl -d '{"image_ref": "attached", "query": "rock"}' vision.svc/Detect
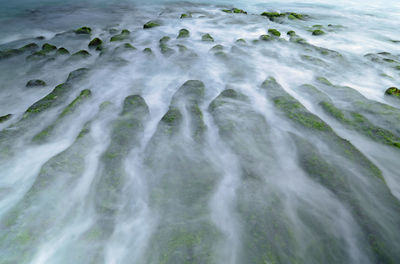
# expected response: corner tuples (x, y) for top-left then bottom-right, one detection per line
(202, 33), (214, 42)
(88, 38), (102, 48)
(236, 38), (246, 44)
(180, 13), (192, 19)
(20, 43), (39, 51)
(0, 114), (12, 123)
(259, 35), (272, 41)
(312, 29), (325, 36)
(42, 43), (57, 52)
(385, 87), (400, 99)
(26, 79), (47, 87)
(143, 48), (153, 54)
(210, 45), (224, 52)
(177, 29), (190, 39)
(143, 21), (160, 29)
(110, 29), (130, 42)
(160, 36), (171, 44)
(268, 29), (281, 37)
(261, 12), (285, 21)
(71, 50), (91, 58)
(75, 26), (92, 35)
(123, 43), (136, 50)
(57, 47), (70, 55)
(287, 30), (296, 36)
(222, 8), (247, 14)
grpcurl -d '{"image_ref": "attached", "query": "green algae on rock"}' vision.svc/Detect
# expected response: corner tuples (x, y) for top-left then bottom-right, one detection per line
(56, 47), (70, 55)
(42, 43), (57, 52)
(312, 29), (325, 36)
(88, 38), (103, 48)
(26, 79), (46, 88)
(201, 33), (214, 42)
(75, 26), (92, 35)
(259, 34), (273, 41)
(110, 29), (130, 42)
(222, 8), (247, 14)
(71, 50), (91, 58)
(268, 28), (281, 37)
(0, 114), (12, 123)
(180, 13), (192, 19)
(385, 87), (400, 99)
(177, 29), (190, 38)
(143, 21), (160, 29)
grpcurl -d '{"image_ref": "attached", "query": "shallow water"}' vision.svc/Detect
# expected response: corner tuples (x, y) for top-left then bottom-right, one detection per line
(0, 1), (400, 263)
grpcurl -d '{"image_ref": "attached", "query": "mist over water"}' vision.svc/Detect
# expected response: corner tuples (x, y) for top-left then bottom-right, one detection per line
(1, 0), (400, 263)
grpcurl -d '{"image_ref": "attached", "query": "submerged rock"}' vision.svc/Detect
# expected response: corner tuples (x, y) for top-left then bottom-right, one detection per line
(42, 43), (57, 53)
(56, 47), (70, 55)
(385, 87), (400, 99)
(88, 38), (103, 48)
(268, 28), (281, 37)
(75, 26), (92, 35)
(180, 13), (192, 19)
(222, 8), (247, 14)
(26, 79), (47, 88)
(71, 50), (91, 58)
(201, 33), (214, 42)
(177, 29), (190, 39)
(312, 29), (325, 36)
(143, 21), (160, 29)
(110, 29), (130, 42)
(0, 114), (12, 123)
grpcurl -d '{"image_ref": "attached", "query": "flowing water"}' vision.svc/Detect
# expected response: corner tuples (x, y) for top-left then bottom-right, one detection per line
(0, 0), (400, 263)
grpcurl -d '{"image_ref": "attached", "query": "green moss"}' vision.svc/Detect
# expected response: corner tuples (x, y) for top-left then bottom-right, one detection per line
(23, 83), (69, 118)
(160, 43), (175, 56)
(385, 87), (400, 98)
(259, 35), (273, 41)
(180, 13), (192, 19)
(26, 79), (46, 88)
(287, 12), (304, 20)
(42, 43), (57, 53)
(75, 26), (92, 35)
(123, 43), (136, 50)
(210, 44), (224, 51)
(261, 12), (285, 21)
(222, 8), (247, 14)
(177, 28), (190, 39)
(20, 43), (39, 51)
(0, 114), (12, 123)
(268, 28), (281, 37)
(316, 76), (332, 86)
(312, 29), (325, 36)
(60, 89), (92, 118)
(110, 29), (130, 42)
(319, 101), (346, 121)
(161, 108), (182, 125)
(56, 47), (70, 55)
(287, 30), (296, 36)
(144, 21), (160, 29)
(71, 50), (91, 58)
(26, 50), (47, 60)
(88, 37), (102, 48)
(66, 68), (89, 83)
(160, 36), (171, 44)
(236, 38), (246, 44)
(201, 33), (214, 42)
(143, 48), (153, 54)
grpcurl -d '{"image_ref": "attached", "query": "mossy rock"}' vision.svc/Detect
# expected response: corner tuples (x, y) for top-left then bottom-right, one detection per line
(66, 68), (89, 83)
(123, 43), (136, 50)
(71, 50), (91, 58)
(42, 43), (57, 53)
(88, 38), (102, 48)
(312, 29), (325, 36)
(222, 8), (247, 14)
(110, 30), (130, 42)
(20, 43), (39, 51)
(210, 45), (224, 52)
(160, 43), (175, 56)
(26, 50), (47, 61)
(177, 29), (190, 39)
(180, 13), (192, 19)
(201, 33), (214, 42)
(143, 21), (160, 29)
(287, 30), (296, 36)
(259, 35), (273, 41)
(143, 48), (153, 54)
(260, 12), (285, 21)
(161, 107), (182, 126)
(59, 89), (92, 118)
(26, 79), (46, 88)
(235, 38), (246, 44)
(75, 26), (92, 35)
(159, 36), (171, 44)
(268, 29), (281, 37)
(0, 114), (12, 123)
(385, 87), (400, 99)
(287, 12), (304, 20)
(56, 47), (70, 55)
